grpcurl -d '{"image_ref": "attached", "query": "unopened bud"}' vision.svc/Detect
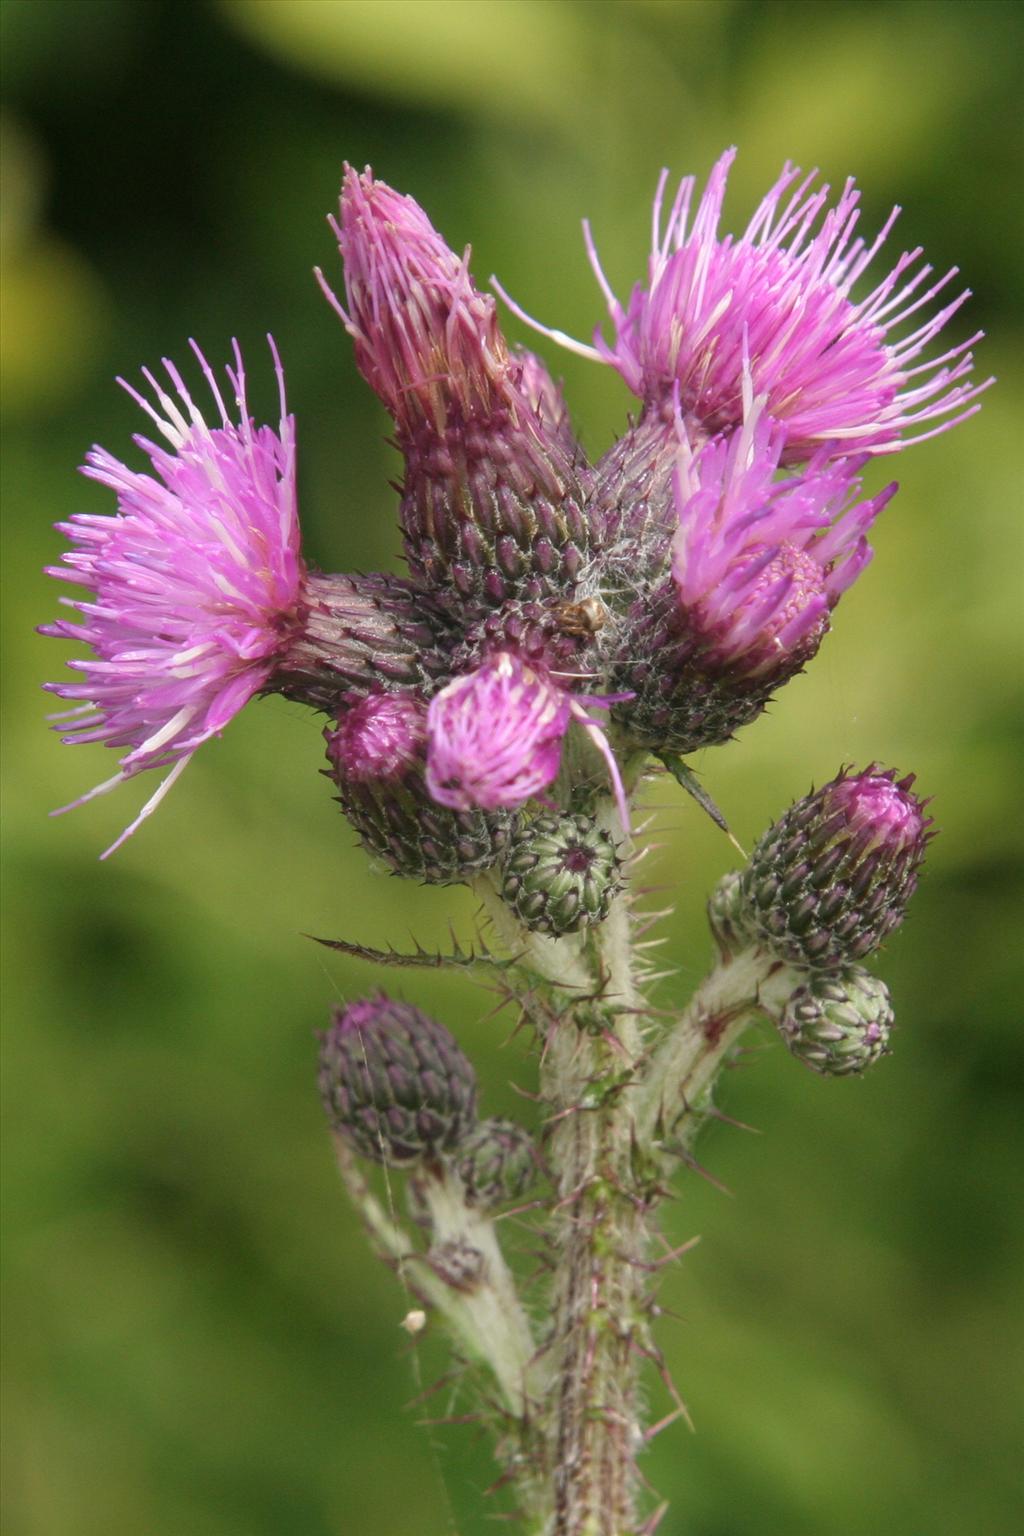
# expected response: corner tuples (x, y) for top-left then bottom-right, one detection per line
(707, 870), (755, 956)
(500, 812), (622, 935)
(319, 995), (477, 1166)
(741, 766), (931, 967)
(325, 692), (510, 883)
(455, 1118), (538, 1210)
(780, 968), (894, 1076)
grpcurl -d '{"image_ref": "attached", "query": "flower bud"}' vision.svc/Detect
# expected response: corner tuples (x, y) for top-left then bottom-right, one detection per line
(319, 995), (477, 1166)
(742, 766), (931, 967)
(780, 968), (894, 1076)
(455, 1118), (538, 1211)
(500, 812), (622, 935)
(707, 870), (755, 957)
(325, 692), (510, 884)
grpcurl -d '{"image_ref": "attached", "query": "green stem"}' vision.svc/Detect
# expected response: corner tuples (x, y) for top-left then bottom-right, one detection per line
(332, 1136), (536, 1421)
(634, 948), (800, 1149)
(535, 835), (649, 1535)
(421, 1172), (539, 1417)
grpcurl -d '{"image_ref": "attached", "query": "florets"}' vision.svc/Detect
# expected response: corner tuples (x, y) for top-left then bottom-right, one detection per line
(426, 652), (571, 812)
(503, 148), (991, 460)
(42, 340), (302, 856)
(670, 394), (893, 679)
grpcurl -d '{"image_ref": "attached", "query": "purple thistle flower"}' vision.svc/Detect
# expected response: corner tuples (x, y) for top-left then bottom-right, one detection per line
(42, 340), (302, 857)
(671, 389), (896, 679)
(498, 148), (990, 461)
(425, 652), (630, 824)
(426, 653), (571, 812)
(600, 388), (895, 755)
(317, 165), (511, 433)
(317, 167), (591, 611)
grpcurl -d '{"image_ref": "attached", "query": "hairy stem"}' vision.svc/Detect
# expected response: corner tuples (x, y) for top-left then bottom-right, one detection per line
(634, 948), (799, 1149)
(421, 1171), (539, 1417)
(535, 843), (649, 1535)
(332, 1136), (536, 1420)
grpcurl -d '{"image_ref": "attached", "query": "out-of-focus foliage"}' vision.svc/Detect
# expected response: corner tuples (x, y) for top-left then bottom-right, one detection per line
(2, 2), (1021, 1533)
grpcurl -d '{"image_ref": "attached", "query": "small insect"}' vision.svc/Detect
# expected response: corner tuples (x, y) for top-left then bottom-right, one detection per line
(552, 596), (608, 638)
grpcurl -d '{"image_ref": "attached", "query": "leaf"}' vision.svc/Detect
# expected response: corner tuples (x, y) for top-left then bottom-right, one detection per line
(656, 754), (746, 857)
(307, 930), (517, 972)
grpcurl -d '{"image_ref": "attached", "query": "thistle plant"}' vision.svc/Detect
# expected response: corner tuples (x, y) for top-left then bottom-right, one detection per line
(43, 151), (988, 1534)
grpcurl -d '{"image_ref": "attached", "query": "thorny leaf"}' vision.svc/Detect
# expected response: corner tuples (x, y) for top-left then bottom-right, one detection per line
(309, 931), (517, 972)
(657, 753), (746, 856)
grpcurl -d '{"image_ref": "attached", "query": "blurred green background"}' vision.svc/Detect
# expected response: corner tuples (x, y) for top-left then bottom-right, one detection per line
(3, 2), (1022, 1532)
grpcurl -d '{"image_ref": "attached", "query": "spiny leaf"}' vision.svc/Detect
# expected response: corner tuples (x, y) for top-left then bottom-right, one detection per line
(657, 753), (746, 856)
(308, 931), (516, 972)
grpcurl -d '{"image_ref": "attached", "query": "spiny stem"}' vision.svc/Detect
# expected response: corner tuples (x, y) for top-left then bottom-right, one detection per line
(538, 858), (649, 1535)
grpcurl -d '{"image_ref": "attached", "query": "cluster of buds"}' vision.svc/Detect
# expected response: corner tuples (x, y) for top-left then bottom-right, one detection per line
(319, 993), (536, 1209)
(708, 765), (932, 1074)
(42, 153), (984, 886)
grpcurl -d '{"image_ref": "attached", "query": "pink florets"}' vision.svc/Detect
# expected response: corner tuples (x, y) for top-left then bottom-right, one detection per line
(325, 693), (427, 784)
(426, 652), (570, 812)
(318, 165), (515, 431)
(42, 340), (303, 856)
(826, 768), (929, 855)
(671, 393), (896, 677)
(500, 149), (990, 461)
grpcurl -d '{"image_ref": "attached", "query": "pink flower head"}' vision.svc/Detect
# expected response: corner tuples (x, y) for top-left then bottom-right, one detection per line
(325, 693), (427, 785)
(672, 390), (896, 678)
(426, 652), (571, 812)
(318, 166), (517, 434)
(42, 340), (302, 857)
(318, 169), (589, 610)
(426, 653), (631, 825)
(499, 149), (990, 461)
